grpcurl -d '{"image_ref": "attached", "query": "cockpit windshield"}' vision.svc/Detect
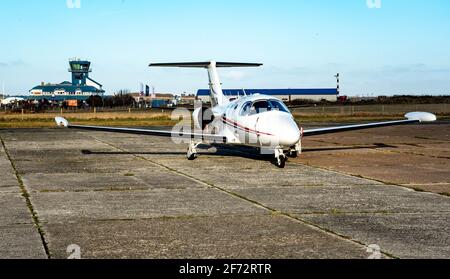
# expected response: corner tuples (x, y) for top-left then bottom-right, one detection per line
(241, 99), (290, 116)
(268, 100), (290, 113)
(252, 100), (270, 114)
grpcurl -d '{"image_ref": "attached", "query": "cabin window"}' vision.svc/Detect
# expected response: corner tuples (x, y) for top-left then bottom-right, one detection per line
(240, 102), (252, 116)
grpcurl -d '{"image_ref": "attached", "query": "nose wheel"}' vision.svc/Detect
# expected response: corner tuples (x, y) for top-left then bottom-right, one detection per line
(274, 147), (287, 168)
(276, 155), (286, 168)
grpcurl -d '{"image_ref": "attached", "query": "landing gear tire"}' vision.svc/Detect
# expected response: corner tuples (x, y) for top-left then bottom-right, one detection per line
(187, 140), (199, 161)
(275, 155), (286, 168)
(187, 151), (197, 161)
(287, 150), (298, 158)
(274, 147), (287, 168)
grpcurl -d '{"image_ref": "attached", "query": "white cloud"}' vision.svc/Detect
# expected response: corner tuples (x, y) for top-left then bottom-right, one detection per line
(0, 60), (26, 68)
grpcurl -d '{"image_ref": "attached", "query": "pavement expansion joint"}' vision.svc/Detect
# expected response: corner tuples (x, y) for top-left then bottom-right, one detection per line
(0, 137), (52, 259)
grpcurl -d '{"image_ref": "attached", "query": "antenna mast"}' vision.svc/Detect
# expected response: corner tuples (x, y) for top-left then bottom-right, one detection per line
(335, 73), (340, 95)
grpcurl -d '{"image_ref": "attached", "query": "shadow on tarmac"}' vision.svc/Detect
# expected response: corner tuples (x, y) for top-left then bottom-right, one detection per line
(81, 143), (395, 166)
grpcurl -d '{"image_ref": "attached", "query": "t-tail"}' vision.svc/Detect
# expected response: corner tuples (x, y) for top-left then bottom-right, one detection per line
(149, 61), (262, 107)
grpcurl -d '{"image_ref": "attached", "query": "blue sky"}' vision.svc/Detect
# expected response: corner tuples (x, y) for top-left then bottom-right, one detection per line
(0, 0), (449, 96)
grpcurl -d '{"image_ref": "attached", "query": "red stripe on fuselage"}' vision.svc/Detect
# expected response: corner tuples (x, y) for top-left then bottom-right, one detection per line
(221, 117), (274, 136)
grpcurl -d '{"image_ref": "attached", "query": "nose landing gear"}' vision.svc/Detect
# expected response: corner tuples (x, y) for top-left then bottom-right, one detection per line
(274, 141), (302, 168)
(276, 155), (287, 168)
(274, 147), (287, 168)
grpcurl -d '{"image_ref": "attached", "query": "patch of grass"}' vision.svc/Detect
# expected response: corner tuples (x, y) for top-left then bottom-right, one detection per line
(294, 114), (405, 124)
(0, 111), (180, 128)
(0, 118), (180, 128)
(270, 210), (283, 217)
(330, 208), (343, 215)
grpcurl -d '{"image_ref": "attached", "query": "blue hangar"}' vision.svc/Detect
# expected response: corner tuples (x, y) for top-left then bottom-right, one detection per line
(29, 59), (105, 101)
(197, 88), (338, 103)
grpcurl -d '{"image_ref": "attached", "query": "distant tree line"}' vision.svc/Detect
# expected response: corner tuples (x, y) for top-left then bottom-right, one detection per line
(87, 94), (135, 108)
(87, 89), (135, 107)
(352, 95), (450, 105)
(290, 95), (450, 106)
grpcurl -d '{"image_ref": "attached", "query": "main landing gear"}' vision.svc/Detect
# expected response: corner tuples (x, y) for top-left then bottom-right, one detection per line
(287, 149), (298, 158)
(287, 142), (301, 158)
(187, 140), (202, 160)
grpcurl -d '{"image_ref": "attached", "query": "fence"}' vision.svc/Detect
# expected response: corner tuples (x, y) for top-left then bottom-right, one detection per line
(291, 104), (449, 116)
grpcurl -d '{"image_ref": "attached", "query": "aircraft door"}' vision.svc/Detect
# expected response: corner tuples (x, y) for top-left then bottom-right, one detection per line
(255, 116), (261, 146)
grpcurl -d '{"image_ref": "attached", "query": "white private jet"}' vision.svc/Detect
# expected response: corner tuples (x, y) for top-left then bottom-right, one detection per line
(55, 61), (437, 168)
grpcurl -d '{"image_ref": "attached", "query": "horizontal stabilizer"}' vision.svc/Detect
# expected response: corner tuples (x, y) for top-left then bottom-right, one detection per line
(149, 61), (263, 68)
(149, 61), (262, 107)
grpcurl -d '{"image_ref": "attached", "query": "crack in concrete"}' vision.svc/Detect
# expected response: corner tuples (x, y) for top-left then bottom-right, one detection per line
(33, 187), (150, 194)
(0, 137), (51, 259)
(298, 211), (450, 216)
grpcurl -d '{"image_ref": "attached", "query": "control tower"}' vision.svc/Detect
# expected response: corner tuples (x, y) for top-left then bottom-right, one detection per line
(69, 60), (91, 85)
(69, 59), (103, 90)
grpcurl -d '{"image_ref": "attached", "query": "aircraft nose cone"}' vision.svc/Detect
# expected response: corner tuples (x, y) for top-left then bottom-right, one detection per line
(279, 120), (301, 146)
(257, 112), (301, 147)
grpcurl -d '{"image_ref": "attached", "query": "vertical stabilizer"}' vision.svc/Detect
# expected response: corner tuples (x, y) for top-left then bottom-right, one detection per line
(206, 61), (225, 107)
(149, 61), (262, 107)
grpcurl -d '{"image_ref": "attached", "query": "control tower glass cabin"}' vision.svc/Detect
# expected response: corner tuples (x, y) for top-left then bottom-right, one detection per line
(69, 60), (92, 86)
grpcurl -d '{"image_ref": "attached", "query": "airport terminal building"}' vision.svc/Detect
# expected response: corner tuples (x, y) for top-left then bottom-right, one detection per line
(29, 82), (103, 101)
(197, 88), (339, 103)
(29, 59), (104, 101)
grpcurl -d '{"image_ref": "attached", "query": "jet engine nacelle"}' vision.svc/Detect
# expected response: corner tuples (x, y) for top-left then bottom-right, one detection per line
(193, 107), (215, 130)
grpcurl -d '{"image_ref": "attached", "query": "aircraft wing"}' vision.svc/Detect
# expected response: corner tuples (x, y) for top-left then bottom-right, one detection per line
(302, 112), (437, 137)
(55, 117), (227, 143)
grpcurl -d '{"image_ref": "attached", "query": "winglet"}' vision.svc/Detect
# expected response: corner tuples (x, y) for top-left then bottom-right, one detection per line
(55, 117), (69, 128)
(405, 112), (437, 123)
